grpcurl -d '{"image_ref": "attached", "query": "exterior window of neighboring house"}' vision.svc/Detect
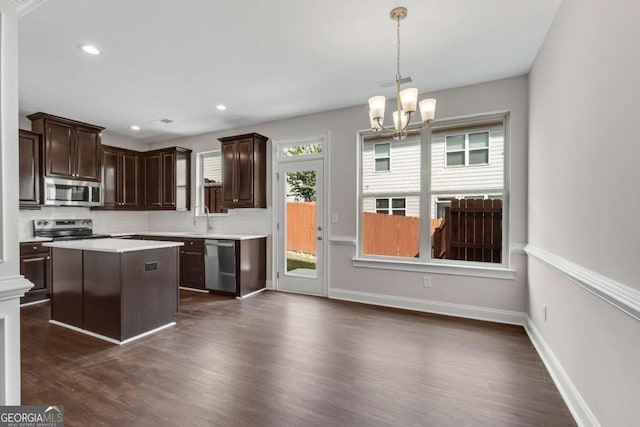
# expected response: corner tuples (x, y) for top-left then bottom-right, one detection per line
(374, 143), (390, 171)
(358, 112), (508, 269)
(375, 198), (406, 216)
(446, 131), (490, 166)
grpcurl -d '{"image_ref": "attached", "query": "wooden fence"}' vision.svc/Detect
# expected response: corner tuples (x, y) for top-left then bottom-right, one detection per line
(287, 202), (317, 256)
(286, 202), (444, 258)
(433, 199), (502, 263)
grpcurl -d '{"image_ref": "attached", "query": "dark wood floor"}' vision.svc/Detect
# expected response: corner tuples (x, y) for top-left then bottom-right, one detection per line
(21, 290), (575, 426)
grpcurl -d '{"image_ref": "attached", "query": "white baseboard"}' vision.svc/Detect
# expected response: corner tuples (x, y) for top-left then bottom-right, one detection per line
(49, 320), (176, 345)
(20, 298), (50, 307)
(328, 288), (526, 326)
(524, 318), (600, 427)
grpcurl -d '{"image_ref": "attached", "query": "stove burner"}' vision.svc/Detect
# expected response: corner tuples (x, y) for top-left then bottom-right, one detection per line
(33, 218), (109, 241)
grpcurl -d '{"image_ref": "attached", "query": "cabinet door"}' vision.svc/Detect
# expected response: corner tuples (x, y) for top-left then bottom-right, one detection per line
(162, 151), (176, 208)
(20, 252), (51, 303)
(221, 141), (237, 207)
(121, 152), (140, 207)
(75, 126), (101, 181)
(144, 154), (163, 207)
(235, 138), (254, 207)
(19, 130), (41, 205)
(45, 120), (74, 178)
(102, 147), (119, 208)
(180, 248), (205, 289)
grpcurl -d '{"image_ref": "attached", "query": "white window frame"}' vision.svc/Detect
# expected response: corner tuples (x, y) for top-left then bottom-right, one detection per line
(354, 111), (513, 280)
(195, 149), (227, 217)
(445, 131), (490, 168)
(375, 197), (407, 216)
(373, 142), (391, 172)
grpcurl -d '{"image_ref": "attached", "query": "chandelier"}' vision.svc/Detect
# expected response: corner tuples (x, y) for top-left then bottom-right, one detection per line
(368, 7), (436, 140)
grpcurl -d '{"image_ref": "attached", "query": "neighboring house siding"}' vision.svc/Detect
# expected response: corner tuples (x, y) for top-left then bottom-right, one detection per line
(362, 136), (421, 194)
(430, 124), (504, 193)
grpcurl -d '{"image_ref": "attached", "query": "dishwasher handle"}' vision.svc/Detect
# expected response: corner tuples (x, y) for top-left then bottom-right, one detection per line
(205, 241), (235, 248)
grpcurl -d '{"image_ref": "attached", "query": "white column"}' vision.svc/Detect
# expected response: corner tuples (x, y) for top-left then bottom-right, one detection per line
(0, 0), (35, 405)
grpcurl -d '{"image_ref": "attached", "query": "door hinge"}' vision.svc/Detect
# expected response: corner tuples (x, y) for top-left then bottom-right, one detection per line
(276, 222), (279, 230)
(276, 172), (280, 181)
(276, 271), (280, 279)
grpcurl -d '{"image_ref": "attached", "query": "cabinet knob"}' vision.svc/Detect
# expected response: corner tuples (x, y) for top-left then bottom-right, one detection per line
(33, 246), (37, 250)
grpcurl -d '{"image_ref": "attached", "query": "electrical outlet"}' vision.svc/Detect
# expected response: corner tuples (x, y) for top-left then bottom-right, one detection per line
(543, 304), (548, 322)
(423, 276), (431, 288)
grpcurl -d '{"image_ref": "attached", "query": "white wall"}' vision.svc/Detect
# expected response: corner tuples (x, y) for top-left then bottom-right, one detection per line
(149, 75), (529, 315)
(528, 0), (640, 425)
(0, 0), (33, 404)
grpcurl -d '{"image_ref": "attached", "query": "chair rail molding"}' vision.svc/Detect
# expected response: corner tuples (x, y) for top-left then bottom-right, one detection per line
(525, 245), (640, 322)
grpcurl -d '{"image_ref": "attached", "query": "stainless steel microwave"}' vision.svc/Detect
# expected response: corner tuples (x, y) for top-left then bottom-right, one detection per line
(43, 177), (102, 207)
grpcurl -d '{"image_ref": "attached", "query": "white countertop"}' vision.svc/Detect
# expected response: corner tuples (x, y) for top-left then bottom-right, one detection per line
(109, 231), (269, 240)
(20, 236), (53, 243)
(43, 238), (184, 253)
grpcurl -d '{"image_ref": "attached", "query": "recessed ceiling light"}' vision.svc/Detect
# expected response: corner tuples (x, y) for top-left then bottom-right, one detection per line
(78, 44), (101, 55)
(216, 104), (227, 111)
(130, 125), (141, 131)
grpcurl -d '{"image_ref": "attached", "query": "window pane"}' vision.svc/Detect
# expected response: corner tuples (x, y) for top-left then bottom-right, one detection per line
(446, 152), (465, 166)
(391, 198), (405, 208)
(469, 149), (489, 165)
(376, 199), (389, 209)
(446, 135), (465, 151)
(375, 158), (390, 171)
(469, 132), (489, 149)
(285, 170), (317, 277)
(202, 152), (221, 183)
(363, 196), (420, 258)
(431, 195), (503, 264)
(375, 143), (390, 156)
(281, 143), (322, 157)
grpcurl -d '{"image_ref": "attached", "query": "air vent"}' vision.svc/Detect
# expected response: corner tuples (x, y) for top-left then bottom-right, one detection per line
(377, 76), (413, 88)
(150, 118), (175, 124)
(10, 0), (47, 18)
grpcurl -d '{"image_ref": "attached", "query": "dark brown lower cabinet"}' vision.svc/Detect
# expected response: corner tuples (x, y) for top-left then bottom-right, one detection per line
(236, 238), (267, 298)
(20, 243), (51, 304)
(180, 239), (205, 289)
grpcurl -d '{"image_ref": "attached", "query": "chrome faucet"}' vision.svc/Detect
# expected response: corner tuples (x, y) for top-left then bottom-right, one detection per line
(193, 205), (210, 231)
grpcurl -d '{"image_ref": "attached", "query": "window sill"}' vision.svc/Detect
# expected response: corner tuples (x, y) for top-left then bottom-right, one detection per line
(352, 257), (516, 280)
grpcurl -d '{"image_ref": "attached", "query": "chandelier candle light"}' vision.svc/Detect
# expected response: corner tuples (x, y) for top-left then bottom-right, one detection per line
(368, 6), (436, 140)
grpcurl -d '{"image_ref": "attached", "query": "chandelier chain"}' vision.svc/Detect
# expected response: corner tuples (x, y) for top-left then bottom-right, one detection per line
(396, 14), (401, 82)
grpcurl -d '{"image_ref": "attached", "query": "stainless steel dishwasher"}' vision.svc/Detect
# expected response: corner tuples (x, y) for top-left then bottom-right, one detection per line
(204, 240), (237, 293)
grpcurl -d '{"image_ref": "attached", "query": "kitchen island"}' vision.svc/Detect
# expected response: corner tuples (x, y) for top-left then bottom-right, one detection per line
(44, 238), (183, 344)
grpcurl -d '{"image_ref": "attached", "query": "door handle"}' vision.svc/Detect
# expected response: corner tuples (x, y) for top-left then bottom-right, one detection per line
(317, 236), (323, 241)
(317, 226), (323, 231)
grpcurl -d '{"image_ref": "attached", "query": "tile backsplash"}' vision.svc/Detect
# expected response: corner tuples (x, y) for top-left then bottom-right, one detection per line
(19, 207), (149, 238)
(19, 207), (272, 238)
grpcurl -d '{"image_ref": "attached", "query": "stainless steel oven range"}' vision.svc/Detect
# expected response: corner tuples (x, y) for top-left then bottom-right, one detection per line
(33, 219), (110, 241)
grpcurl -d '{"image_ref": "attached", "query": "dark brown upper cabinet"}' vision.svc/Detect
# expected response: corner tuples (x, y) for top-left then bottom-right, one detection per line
(144, 147), (191, 210)
(28, 112), (103, 182)
(218, 133), (268, 209)
(19, 129), (43, 208)
(100, 145), (142, 209)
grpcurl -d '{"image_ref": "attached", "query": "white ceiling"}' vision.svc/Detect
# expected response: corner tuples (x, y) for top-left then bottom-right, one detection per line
(18, 0), (561, 141)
